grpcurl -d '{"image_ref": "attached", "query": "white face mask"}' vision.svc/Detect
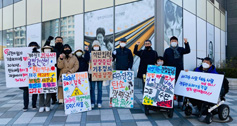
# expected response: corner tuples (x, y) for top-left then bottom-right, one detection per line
(202, 62), (210, 69)
(76, 52), (83, 57)
(93, 47), (99, 51)
(120, 43), (126, 47)
(157, 61), (164, 66)
(44, 49), (51, 53)
(171, 42), (178, 47)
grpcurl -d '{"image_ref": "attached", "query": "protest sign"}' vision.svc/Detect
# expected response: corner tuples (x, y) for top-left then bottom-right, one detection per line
(109, 71), (134, 108)
(62, 72), (91, 115)
(91, 51), (113, 81)
(142, 65), (176, 108)
(174, 71), (224, 104)
(28, 53), (57, 94)
(4, 47), (32, 87)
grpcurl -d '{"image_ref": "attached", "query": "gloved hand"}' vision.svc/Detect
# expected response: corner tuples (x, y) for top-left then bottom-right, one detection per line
(113, 50), (116, 55)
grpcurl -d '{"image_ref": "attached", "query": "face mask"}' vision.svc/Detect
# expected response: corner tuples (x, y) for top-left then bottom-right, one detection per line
(76, 52), (83, 57)
(120, 43), (126, 47)
(64, 50), (71, 55)
(33, 47), (37, 52)
(171, 42), (178, 47)
(55, 42), (63, 48)
(157, 61), (164, 66)
(145, 46), (151, 50)
(202, 63), (210, 69)
(93, 47), (99, 51)
(44, 49), (51, 53)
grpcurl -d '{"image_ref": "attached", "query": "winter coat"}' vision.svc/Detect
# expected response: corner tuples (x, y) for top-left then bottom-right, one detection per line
(57, 54), (79, 78)
(163, 43), (190, 79)
(112, 47), (133, 70)
(134, 45), (158, 78)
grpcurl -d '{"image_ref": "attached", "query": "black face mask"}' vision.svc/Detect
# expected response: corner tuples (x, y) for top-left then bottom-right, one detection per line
(64, 50), (72, 55)
(55, 42), (63, 48)
(145, 46), (151, 50)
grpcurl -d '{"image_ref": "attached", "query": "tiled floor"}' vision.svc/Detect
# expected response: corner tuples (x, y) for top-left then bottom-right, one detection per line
(0, 70), (236, 126)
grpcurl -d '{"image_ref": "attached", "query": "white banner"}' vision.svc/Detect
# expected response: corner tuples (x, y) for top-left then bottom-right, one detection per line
(174, 71), (224, 104)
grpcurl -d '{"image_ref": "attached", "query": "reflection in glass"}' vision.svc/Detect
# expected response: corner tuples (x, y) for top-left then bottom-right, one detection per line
(61, 16), (75, 51)
(42, 19), (60, 47)
(3, 29), (14, 48)
(14, 26), (26, 47)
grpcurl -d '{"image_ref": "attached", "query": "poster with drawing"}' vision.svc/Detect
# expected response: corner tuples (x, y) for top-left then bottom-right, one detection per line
(143, 65), (176, 108)
(28, 53), (57, 94)
(4, 47), (33, 87)
(62, 72), (91, 115)
(174, 71), (224, 104)
(109, 71), (134, 108)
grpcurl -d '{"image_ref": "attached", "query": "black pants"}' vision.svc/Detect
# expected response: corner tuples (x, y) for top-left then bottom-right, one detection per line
(21, 87), (38, 108)
(51, 93), (57, 102)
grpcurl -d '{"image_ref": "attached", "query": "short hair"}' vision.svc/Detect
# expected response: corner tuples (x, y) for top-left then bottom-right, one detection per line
(203, 57), (213, 64)
(170, 36), (178, 41)
(157, 56), (164, 61)
(96, 27), (105, 37)
(145, 40), (152, 44)
(55, 36), (63, 40)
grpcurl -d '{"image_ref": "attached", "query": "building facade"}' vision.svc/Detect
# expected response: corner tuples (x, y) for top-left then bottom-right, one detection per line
(0, 0), (228, 71)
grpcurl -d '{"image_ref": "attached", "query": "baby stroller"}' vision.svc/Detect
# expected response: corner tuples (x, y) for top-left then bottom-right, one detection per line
(183, 72), (230, 124)
(143, 74), (174, 118)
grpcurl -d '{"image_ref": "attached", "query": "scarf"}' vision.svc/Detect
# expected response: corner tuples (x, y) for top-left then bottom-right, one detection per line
(170, 46), (180, 59)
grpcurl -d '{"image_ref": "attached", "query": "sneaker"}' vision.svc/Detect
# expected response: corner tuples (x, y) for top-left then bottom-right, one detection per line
(32, 106), (37, 110)
(23, 107), (28, 112)
(45, 107), (50, 112)
(52, 101), (57, 105)
(98, 103), (102, 108)
(91, 104), (95, 108)
(39, 107), (44, 112)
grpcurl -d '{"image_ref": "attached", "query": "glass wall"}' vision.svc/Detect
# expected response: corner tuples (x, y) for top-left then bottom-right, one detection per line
(3, 29), (14, 47)
(14, 26), (26, 47)
(42, 19), (60, 46)
(61, 16), (75, 51)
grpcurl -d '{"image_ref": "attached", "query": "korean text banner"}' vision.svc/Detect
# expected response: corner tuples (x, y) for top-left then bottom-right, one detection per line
(143, 65), (176, 108)
(4, 47), (33, 87)
(175, 71), (224, 104)
(91, 51), (113, 81)
(109, 71), (134, 108)
(62, 72), (91, 115)
(28, 53), (57, 94)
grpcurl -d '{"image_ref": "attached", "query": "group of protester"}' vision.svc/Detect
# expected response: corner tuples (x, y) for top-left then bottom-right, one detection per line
(21, 35), (226, 114)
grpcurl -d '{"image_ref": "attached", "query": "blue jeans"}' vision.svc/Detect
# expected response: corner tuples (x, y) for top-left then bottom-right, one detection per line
(90, 81), (102, 104)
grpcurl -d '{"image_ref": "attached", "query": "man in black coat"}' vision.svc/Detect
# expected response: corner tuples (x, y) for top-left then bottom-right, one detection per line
(44, 36), (64, 104)
(112, 38), (133, 70)
(134, 40), (158, 90)
(163, 36), (190, 108)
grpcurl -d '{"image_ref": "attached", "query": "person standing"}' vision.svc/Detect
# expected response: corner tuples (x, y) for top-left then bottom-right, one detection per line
(134, 40), (158, 91)
(163, 36), (190, 108)
(20, 42), (39, 112)
(44, 36), (64, 104)
(57, 44), (79, 104)
(74, 46), (90, 72)
(38, 46), (54, 112)
(112, 38), (133, 70)
(89, 40), (103, 108)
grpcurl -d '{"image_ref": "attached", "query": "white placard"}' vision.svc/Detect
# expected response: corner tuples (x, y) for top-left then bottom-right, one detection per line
(174, 71), (224, 104)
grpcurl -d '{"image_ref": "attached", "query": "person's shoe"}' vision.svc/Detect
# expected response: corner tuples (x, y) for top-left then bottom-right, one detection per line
(45, 107), (50, 112)
(91, 104), (95, 108)
(32, 106), (37, 110)
(39, 107), (44, 112)
(98, 103), (102, 108)
(23, 107), (28, 112)
(52, 100), (57, 105)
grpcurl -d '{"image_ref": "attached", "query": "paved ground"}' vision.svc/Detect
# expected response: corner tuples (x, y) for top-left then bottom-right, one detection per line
(0, 69), (236, 126)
